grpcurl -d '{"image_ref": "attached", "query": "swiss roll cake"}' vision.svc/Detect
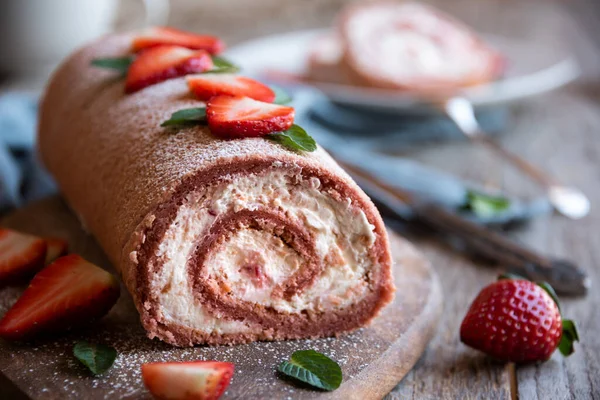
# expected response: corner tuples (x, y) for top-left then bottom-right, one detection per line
(38, 31), (395, 346)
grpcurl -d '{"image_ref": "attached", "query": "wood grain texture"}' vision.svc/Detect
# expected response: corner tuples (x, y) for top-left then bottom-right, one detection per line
(0, 196), (442, 400)
(391, 87), (600, 400)
(509, 88), (600, 400)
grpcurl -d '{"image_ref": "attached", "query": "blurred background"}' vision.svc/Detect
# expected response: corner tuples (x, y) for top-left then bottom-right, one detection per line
(1, 0), (599, 218)
(0, 0), (599, 88)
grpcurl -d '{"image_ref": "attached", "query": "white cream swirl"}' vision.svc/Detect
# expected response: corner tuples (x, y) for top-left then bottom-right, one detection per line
(150, 168), (376, 333)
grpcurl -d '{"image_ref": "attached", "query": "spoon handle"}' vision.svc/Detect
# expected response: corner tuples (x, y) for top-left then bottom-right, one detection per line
(444, 97), (590, 219)
(444, 97), (554, 187)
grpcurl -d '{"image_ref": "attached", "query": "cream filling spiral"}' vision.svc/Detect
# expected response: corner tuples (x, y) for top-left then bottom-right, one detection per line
(150, 167), (377, 334)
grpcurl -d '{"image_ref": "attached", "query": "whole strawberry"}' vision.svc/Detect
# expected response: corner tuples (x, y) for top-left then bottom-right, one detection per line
(460, 276), (579, 363)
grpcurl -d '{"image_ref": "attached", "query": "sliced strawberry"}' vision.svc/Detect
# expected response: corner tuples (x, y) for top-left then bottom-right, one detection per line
(0, 254), (120, 340)
(125, 45), (213, 93)
(44, 237), (68, 265)
(206, 95), (294, 138)
(0, 229), (47, 285)
(187, 74), (275, 102)
(133, 27), (224, 54)
(142, 361), (234, 400)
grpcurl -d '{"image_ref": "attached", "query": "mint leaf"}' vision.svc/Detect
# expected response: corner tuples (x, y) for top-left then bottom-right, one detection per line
(271, 85), (293, 105)
(462, 190), (510, 217)
(278, 350), (342, 391)
(209, 56), (240, 73)
(558, 319), (579, 356)
(91, 56), (133, 74)
(73, 341), (117, 375)
(161, 107), (207, 127)
(270, 125), (317, 152)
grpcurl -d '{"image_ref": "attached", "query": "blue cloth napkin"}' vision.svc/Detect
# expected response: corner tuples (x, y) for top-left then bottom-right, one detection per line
(0, 93), (56, 213)
(0, 89), (551, 224)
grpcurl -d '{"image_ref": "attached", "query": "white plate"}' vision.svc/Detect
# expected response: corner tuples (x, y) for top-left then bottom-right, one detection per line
(225, 29), (580, 113)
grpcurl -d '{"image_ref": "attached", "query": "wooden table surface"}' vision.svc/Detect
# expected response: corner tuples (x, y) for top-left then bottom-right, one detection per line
(2, 0), (599, 398)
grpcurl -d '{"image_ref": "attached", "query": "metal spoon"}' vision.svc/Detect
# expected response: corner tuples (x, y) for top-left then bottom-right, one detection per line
(444, 97), (590, 219)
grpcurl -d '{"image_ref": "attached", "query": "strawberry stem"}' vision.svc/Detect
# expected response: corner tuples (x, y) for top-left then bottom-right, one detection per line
(558, 319), (579, 356)
(497, 273), (526, 281)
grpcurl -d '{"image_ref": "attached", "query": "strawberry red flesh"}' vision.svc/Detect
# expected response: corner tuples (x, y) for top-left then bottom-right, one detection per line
(142, 361), (234, 400)
(460, 279), (563, 363)
(0, 254), (120, 340)
(44, 237), (68, 265)
(206, 95), (294, 138)
(133, 27), (224, 54)
(125, 45), (213, 94)
(187, 74), (275, 102)
(0, 229), (47, 285)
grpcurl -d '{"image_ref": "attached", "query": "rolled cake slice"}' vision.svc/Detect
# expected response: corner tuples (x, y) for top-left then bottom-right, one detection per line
(339, 1), (505, 92)
(306, 33), (349, 85)
(38, 33), (395, 346)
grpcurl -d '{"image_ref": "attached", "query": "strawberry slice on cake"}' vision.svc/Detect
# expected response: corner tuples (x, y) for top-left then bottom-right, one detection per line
(206, 95), (294, 138)
(0, 229), (47, 285)
(125, 45), (213, 93)
(0, 254), (120, 340)
(133, 27), (224, 55)
(187, 74), (276, 103)
(142, 361), (234, 400)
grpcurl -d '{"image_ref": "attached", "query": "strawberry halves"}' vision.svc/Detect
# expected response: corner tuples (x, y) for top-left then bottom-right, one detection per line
(0, 229), (47, 285)
(125, 45), (213, 93)
(206, 95), (294, 138)
(187, 74), (275, 103)
(133, 27), (224, 55)
(142, 361), (234, 400)
(0, 254), (120, 340)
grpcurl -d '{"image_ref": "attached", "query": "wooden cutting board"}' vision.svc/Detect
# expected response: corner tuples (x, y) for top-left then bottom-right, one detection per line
(0, 196), (442, 400)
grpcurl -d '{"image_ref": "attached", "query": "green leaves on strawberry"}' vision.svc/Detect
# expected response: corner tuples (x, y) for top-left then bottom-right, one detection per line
(278, 350), (342, 391)
(460, 276), (579, 363)
(559, 319), (579, 356)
